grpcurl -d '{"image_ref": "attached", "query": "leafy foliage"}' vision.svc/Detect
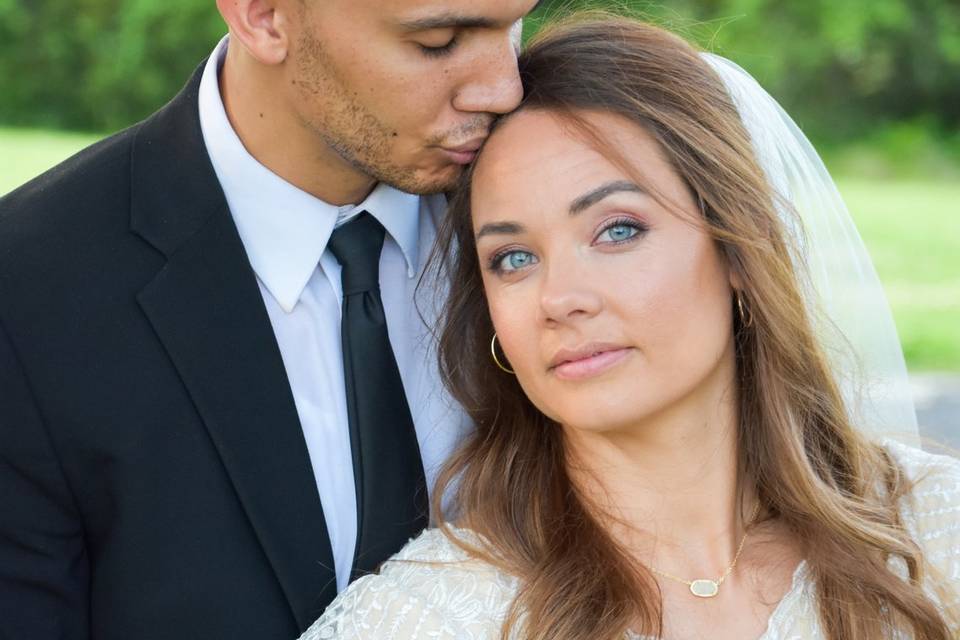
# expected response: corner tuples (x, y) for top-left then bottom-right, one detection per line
(0, 0), (225, 131)
(526, 0), (960, 141)
(0, 0), (957, 139)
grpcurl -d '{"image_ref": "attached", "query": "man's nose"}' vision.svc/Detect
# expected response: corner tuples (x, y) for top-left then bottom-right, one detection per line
(453, 35), (523, 115)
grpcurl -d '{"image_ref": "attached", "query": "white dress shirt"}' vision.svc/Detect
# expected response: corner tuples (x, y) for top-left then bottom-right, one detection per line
(198, 36), (470, 593)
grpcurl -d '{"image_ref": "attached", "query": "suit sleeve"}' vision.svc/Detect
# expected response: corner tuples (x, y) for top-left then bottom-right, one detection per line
(0, 317), (90, 640)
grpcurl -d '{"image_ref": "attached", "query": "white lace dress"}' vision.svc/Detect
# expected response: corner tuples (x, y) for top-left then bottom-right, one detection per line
(299, 441), (960, 639)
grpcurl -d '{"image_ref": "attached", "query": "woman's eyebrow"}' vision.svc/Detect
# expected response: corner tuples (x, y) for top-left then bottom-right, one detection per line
(569, 180), (645, 215)
(475, 221), (525, 240)
(475, 179), (646, 239)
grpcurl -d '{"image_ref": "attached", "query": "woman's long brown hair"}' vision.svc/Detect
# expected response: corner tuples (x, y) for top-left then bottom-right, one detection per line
(428, 15), (954, 640)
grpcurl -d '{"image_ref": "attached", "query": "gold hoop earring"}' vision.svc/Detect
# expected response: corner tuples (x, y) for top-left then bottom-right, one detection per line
(490, 333), (515, 374)
(736, 292), (754, 329)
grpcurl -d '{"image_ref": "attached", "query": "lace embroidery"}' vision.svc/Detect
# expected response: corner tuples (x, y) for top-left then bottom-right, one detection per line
(300, 441), (960, 639)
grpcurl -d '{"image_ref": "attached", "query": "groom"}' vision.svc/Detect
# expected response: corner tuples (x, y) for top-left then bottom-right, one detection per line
(0, 0), (534, 638)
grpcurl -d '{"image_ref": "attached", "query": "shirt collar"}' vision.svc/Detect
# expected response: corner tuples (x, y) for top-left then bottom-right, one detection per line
(198, 35), (422, 313)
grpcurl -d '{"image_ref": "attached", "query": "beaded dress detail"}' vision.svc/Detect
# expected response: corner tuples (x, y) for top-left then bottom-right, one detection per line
(300, 441), (960, 639)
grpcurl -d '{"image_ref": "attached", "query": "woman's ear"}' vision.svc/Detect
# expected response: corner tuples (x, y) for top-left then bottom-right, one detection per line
(722, 243), (745, 292)
(728, 268), (744, 292)
(216, 0), (291, 65)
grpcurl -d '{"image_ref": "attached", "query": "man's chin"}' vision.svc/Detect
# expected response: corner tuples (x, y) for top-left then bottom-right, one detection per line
(382, 163), (464, 196)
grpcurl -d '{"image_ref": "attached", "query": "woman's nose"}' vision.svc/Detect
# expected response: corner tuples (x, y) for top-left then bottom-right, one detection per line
(538, 260), (604, 326)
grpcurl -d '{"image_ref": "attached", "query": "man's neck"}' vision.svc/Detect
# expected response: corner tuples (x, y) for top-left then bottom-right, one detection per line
(219, 45), (376, 206)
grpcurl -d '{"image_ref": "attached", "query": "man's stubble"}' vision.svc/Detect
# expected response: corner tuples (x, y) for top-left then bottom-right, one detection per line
(292, 28), (460, 196)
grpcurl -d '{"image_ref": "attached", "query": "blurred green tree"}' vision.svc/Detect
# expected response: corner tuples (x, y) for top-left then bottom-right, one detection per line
(0, 0), (957, 138)
(527, 0), (960, 140)
(0, 0), (224, 131)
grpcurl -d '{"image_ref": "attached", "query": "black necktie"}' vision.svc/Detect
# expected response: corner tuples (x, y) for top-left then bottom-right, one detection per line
(327, 212), (429, 581)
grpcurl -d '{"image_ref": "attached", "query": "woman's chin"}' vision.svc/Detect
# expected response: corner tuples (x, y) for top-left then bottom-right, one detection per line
(547, 399), (657, 438)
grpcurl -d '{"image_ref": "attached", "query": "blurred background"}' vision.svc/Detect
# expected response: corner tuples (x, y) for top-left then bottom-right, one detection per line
(0, 0), (957, 445)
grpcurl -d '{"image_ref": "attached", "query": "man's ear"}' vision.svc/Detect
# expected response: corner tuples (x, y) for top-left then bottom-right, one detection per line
(216, 0), (291, 65)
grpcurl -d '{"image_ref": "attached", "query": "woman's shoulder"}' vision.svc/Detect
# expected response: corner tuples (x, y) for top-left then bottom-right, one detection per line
(387, 525), (481, 563)
(882, 438), (960, 507)
(298, 527), (518, 640)
(882, 439), (960, 576)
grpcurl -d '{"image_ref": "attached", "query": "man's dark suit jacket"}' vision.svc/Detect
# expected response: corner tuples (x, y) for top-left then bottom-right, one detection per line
(0, 64), (340, 639)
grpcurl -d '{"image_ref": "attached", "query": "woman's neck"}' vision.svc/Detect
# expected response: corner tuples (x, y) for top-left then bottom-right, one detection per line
(563, 358), (757, 576)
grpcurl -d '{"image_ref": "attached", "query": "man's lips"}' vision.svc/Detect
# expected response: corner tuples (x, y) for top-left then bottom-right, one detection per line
(548, 343), (633, 381)
(438, 137), (485, 165)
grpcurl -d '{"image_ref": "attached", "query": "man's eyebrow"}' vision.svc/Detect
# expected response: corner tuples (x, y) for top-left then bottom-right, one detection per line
(475, 221), (525, 240)
(397, 14), (496, 31)
(398, 1), (544, 32)
(569, 180), (646, 215)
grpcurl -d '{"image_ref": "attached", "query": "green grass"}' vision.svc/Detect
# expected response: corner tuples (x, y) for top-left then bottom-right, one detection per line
(838, 179), (960, 372)
(1, 128), (957, 371)
(0, 127), (104, 195)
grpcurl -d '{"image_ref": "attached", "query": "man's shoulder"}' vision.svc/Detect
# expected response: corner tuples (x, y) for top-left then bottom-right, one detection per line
(0, 60), (205, 235)
(0, 121), (159, 308)
(0, 124), (142, 248)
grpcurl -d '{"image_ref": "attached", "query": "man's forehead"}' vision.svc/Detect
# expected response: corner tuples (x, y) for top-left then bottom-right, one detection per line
(366, 0), (541, 27)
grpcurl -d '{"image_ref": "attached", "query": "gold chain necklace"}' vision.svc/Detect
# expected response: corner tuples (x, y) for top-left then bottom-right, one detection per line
(647, 502), (761, 599)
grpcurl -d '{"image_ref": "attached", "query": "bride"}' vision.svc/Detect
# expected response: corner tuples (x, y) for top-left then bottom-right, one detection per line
(301, 16), (959, 640)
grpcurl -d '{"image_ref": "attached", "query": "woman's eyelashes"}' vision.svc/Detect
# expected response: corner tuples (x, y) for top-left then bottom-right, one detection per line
(489, 248), (538, 274)
(485, 217), (650, 276)
(593, 216), (649, 245)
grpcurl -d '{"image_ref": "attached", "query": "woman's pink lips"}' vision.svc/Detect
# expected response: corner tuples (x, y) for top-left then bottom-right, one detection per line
(551, 347), (632, 381)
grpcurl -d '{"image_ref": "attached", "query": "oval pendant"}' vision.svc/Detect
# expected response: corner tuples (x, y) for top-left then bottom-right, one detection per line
(689, 579), (719, 598)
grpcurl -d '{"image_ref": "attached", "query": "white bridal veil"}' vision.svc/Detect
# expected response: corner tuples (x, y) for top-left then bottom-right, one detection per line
(702, 54), (919, 443)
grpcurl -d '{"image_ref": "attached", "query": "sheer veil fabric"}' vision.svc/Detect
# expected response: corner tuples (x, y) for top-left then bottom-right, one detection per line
(702, 54), (919, 444)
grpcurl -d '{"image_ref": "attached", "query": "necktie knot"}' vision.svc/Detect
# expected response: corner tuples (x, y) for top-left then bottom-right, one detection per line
(328, 212), (385, 294)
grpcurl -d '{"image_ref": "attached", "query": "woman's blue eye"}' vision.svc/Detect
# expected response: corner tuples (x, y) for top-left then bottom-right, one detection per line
(495, 250), (537, 273)
(598, 222), (643, 244)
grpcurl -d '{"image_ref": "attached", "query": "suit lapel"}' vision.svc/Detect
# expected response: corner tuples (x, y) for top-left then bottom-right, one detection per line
(130, 64), (337, 629)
